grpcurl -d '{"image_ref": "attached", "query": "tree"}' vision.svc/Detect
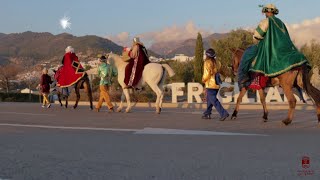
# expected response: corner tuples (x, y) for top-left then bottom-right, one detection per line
(211, 29), (253, 78)
(167, 60), (194, 84)
(0, 65), (21, 93)
(300, 40), (320, 72)
(194, 32), (204, 83)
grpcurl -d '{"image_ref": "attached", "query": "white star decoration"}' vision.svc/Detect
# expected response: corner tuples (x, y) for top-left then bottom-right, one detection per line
(60, 16), (71, 30)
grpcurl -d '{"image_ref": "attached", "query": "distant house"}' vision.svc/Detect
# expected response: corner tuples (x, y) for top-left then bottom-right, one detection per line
(149, 56), (160, 62)
(21, 88), (39, 94)
(172, 54), (193, 62)
(87, 59), (100, 68)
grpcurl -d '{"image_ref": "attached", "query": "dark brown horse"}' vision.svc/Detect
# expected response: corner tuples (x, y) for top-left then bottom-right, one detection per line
(231, 48), (320, 125)
(53, 72), (93, 110)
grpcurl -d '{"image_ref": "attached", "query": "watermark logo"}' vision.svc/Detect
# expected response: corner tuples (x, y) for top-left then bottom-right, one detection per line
(302, 156), (310, 169)
(297, 156), (315, 176)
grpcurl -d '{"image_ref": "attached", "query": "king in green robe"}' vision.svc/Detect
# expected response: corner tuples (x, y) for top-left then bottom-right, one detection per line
(250, 15), (308, 77)
(237, 4), (309, 90)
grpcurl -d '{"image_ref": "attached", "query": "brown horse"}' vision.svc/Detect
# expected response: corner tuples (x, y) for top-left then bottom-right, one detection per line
(231, 48), (320, 125)
(53, 72), (93, 110)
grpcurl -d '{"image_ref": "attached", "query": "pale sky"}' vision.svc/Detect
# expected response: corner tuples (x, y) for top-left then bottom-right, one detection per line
(1, 0), (320, 46)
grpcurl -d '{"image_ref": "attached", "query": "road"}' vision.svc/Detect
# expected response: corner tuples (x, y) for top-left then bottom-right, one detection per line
(0, 102), (319, 180)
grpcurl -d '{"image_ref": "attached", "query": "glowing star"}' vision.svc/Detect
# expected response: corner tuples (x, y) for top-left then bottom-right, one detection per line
(60, 16), (71, 30)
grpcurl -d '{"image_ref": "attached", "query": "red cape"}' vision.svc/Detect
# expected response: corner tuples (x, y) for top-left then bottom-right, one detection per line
(57, 52), (85, 87)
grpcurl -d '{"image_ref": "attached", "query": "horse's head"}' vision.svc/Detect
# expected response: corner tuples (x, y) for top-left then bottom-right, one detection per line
(231, 48), (244, 76)
(105, 52), (113, 64)
(106, 52), (127, 68)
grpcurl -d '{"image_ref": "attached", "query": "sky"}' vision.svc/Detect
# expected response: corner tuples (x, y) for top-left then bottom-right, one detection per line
(1, 0), (320, 47)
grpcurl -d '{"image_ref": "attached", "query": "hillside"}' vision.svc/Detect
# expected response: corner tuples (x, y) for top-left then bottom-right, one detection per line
(0, 33), (5, 38)
(150, 33), (228, 57)
(0, 31), (123, 67)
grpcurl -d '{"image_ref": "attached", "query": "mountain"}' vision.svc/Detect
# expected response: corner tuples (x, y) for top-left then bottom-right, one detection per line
(149, 33), (228, 58)
(0, 33), (5, 39)
(0, 31), (123, 67)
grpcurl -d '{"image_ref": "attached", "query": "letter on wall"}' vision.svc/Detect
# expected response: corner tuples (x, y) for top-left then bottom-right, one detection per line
(187, 83), (203, 103)
(171, 83), (185, 103)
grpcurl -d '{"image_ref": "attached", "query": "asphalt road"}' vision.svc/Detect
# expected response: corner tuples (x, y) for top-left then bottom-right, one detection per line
(0, 102), (319, 180)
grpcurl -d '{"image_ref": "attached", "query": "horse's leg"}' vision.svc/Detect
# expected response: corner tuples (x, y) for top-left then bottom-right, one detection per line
(280, 83), (296, 125)
(65, 96), (68, 108)
(149, 84), (163, 114)
(279, 72), (298, 125)
(282, 85), (296, 125)
(74, 83), (81, 109)
(117, 92), (125, 112)
(258, 89), (268, 122)
(159, 90), (164, 113)
(83, 80), (93, 110)
(58, 93), (63, 107)
(123, 89), (131, 113)
(231, 88), (247, 120)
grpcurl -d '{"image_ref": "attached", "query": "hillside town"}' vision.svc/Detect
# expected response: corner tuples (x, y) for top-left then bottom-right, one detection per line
(1, 50), (197, 95)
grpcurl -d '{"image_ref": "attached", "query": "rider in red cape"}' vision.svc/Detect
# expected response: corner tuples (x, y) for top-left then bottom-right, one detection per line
(56, 46), (85, 87)
(124, 37), (150, 88)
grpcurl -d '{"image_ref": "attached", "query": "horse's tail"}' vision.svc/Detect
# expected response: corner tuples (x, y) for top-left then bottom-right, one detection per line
(158, 67), (167, 87)
(161, 64), (175, 77)
(302, 65), (320, 106)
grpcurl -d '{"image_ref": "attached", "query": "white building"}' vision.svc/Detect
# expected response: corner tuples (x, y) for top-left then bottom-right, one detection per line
(81, 59), (100, 68)
(21, 88), (39, 94)
(172, 54), (193, 62)
(149, 56), (161, 62)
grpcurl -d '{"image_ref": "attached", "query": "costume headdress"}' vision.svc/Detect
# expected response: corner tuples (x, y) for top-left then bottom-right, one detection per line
(262, 4), (279, 15)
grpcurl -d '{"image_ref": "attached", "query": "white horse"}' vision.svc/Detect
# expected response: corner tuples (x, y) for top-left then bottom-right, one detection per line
(106, 53), (175, 113)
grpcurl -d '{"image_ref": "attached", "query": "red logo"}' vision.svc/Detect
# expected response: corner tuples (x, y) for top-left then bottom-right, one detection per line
(302, 156), (310, 169)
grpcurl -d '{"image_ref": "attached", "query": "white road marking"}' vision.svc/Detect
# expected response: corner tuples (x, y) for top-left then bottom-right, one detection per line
(137, 110), (250, 115)
(0, 123), (268, 136)
(0, 112), (56, 116)
(134, 128), (268, 136)
(0, 123), (137, 132)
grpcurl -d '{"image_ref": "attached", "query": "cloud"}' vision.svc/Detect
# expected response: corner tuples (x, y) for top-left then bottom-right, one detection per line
(107, 17), (320, 48)
(106, 21), (212, 47)
(107, 32), (130, 47)
(286, 17), (320, 47)
(139, 21), (212, 44)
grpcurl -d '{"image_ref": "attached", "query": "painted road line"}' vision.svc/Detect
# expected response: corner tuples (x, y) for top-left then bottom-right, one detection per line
(0, 123), (269, 136)
(0, 123), (137, 132)
(0, 112), (56, 116)
(134, 128), (269, 136)
(135, 110), (250, 115)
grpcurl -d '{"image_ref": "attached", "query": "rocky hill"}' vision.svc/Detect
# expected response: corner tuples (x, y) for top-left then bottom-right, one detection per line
(0, 31), (124, 67)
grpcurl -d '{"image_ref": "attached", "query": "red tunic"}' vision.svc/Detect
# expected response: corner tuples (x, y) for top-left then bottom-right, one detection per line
(124, 44), (150, 87)
(248, 74), (269, 90)
(40, 74), (52, 94)
(57, 52), (85, 87)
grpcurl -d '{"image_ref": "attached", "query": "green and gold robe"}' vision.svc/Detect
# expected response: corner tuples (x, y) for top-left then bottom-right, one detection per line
(250, 16), (308, 77)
